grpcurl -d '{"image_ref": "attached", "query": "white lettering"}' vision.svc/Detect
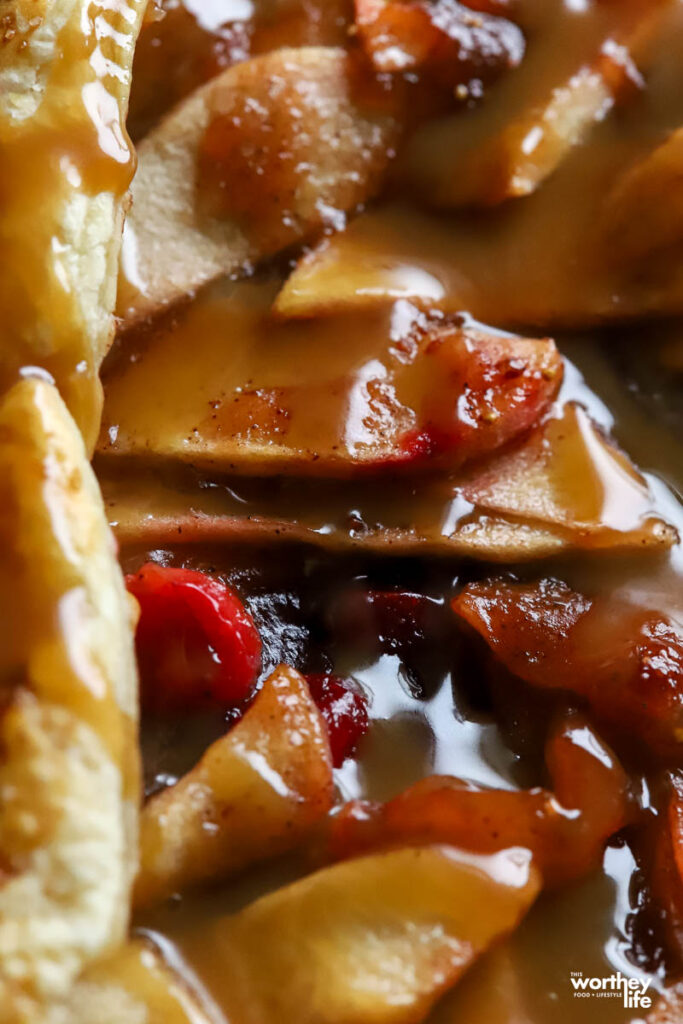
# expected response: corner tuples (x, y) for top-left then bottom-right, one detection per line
(568, 970), (654, 1009)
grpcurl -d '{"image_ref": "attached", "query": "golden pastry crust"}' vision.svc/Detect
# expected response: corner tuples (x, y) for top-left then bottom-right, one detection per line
(0, 0), (146, 450)
(49, 940), (213, 1024)
(0, 377), (139, 1021)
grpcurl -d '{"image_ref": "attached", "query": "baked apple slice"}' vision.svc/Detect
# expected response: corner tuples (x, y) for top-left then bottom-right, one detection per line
(135, 665), (334, 908)
(182, 845), (540, 1024)
(353, 0), (524, 92)
(0, 0), (145, 449)
(117, 47), (402, 324)
(103, 277), (562, 476)
(396, 0), (670, 207)
(100, 397), (676, 561)
(0, 379), (139, 1013)
(273, 158), (683, 326)
(323, 714), (633, 888)
(602, 126), (683, 270)
(453, 577), (683, 760)
(459, 401), (675, 550)
(129, 0), (356, 140)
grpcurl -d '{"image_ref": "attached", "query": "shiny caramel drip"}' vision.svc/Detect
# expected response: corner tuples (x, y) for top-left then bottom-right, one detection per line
(0, 0), (145, 450)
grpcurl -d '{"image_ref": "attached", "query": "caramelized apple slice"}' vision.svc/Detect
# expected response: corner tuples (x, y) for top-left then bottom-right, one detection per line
(135, 665), (334, 908)
(324, 715), (633, 887)
(184, 846), (540, 1024)
(426, 58), (621, 208)
(0, 0), (146, 449)
(273, 189), (683, 326)
(396, 0), (669, 208)
(53, 939), (212, 1024)
(602, 126), (683, 270)
(117, 48), (401, 324)
(129, 0), (355, 142)
(100, 400), (675, 561)
(453, 577), (683, 759)
(102, 467), (577, 560)
(103, 278), (561, 475)
(128, 0), (252, 142)
(460, 402), (675, 548)
(0, 379), (139, 1012)
(353, 0), (524, 87)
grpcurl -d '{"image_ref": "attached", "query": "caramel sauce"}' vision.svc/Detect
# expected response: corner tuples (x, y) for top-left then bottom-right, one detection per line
(115, 328), (683, 1019)
(275, 1), (683, 327)
(96, 0), (683, 1018)
(99, 278), (561, 476)
(98, 279), (676, 559)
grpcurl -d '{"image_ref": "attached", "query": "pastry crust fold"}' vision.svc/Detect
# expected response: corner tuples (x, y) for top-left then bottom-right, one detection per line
(0, 0), (146, 450)
(0, 378), (139, 1022)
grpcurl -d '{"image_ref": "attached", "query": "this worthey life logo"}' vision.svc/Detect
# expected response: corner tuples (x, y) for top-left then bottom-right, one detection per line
(569, 971), (652, 1010)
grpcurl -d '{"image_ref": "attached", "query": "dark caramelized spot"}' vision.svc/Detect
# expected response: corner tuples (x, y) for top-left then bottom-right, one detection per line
(389, 321), (562, 469)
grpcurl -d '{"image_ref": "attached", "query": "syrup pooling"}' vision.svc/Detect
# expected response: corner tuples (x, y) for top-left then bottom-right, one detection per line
(94, 0), (683, 1018)
(111, 330), (683, 1021)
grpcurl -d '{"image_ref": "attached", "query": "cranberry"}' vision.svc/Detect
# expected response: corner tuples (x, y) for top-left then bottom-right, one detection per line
(306, 674), (370, 767)
(126, 563), (262, 713)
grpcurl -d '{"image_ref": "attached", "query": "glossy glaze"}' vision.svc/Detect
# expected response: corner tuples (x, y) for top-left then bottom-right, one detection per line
(98, 0), (683, 1018)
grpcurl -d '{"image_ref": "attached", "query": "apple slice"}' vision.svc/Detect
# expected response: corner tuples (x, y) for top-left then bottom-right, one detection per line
(102, 276), (562, 476)
(116, 47), (401, 325)
(324, 715), (633, 888)
(273, 192), (683, 326)
(453, 577), (683, 760)
(100, 400), (676, 561)
(602, 126), (683, 270)
(129, 0), (357, 141)
(460, 401), (675, 547)
(101, 466), (575, 561)
(396, 0), (670, 208)
(353, 0), (525, 88)
(184, 845), (540, 1024)
(135, 665), (334, 908)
